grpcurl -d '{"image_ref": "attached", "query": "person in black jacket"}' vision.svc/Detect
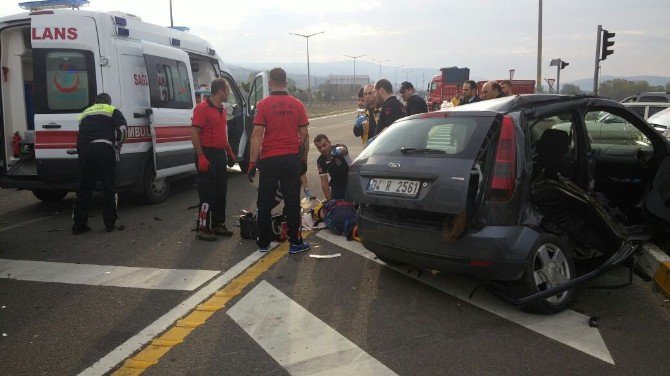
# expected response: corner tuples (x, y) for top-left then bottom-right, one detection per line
(375, 79), (406, 134)
(459, 80), (482, 105)
(398, 81), (427, 116)
(72, 93), (127, 234)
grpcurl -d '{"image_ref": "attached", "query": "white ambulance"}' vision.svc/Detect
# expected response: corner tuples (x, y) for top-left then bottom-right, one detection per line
(0, 0), (269, 203)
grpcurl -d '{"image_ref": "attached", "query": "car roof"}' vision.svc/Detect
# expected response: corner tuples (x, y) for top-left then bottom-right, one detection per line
(432, 94), (618, 115)
(624, 102), (670, 107)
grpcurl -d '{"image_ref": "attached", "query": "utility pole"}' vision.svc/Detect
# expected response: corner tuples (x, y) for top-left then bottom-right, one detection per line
(169, 0), (173, 27)
(290, 31), (324, 96)
(344, 54), (365, 95)
(536, 0), (543, 92)
(593, 25), (602, 95)
(372, 58), (389, 80)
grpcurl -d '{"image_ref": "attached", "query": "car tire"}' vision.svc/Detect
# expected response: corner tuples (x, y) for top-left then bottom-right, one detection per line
(141, 162), (170, 204)
(515, 234), (577, 314)
(32, 189), (68, 202)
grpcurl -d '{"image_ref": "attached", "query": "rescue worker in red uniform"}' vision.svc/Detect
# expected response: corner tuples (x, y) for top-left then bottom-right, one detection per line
(247, 67), (311, 254)
(72, 93), (127, 234)
(191, 78), (237, 240)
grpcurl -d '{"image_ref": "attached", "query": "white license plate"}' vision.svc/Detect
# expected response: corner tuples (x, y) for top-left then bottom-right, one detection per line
(367, 178), (421, 197)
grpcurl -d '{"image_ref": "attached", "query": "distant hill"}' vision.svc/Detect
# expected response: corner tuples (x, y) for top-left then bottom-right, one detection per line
(567, 75), (670, 91)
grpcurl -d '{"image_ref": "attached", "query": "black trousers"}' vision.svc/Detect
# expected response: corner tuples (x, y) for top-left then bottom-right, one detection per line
(72, 142), (117, 228)
(196, 147), (228, 230)
(257, 154), (302, 247)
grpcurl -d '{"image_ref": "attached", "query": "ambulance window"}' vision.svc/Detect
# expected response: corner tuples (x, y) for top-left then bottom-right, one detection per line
(33, 49), (96, 113)
(145, 54), (193, 109)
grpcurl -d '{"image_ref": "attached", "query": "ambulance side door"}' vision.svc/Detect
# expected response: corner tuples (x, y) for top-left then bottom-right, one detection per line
(113, 38), (151, 187)
(142, 42), (195, 179)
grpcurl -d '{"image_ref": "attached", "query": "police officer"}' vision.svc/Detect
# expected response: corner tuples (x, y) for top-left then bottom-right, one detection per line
(375, 78), (406, 134)
(191, 78), (237, 241)
(72, 93), (127, 234)
(398, 81), (428, 116)
(248, 67), (311, 254)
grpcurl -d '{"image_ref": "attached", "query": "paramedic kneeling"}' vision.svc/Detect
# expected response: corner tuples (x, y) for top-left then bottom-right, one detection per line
(191, 78), (237, 241)
(248, 67), (311, 254)
(72, 93), (127, 234)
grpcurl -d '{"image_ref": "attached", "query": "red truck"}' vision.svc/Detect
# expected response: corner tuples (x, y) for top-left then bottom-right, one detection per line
(426, 67), (470, 111)
(426, 66), (536, 111)
(476, 80), (536, 97)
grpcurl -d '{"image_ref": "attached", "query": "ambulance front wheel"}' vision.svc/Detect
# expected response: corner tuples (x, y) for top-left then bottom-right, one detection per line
(142, 163), (170, 204)
(32, 189), (68, 202)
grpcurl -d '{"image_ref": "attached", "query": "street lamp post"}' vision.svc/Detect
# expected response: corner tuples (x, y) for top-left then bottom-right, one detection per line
(536, 0), (543, 92)
(290, 31), (324, 97)
(169, 0), (173, 27)
(394, 65), (404, 88)
(372, 58), (389, 80)
(344, 54), (365, 94)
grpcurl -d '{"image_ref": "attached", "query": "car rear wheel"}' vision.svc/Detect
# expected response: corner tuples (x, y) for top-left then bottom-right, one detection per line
(142, 162), (170, 204)
(32, 189), (68, 202)
(516, 234), (576, 314)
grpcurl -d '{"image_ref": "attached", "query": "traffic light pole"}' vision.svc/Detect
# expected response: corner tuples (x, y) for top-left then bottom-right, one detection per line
(593, 25), (602, 95)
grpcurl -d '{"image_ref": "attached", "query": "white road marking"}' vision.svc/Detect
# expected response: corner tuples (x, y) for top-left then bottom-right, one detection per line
(317, 231), (615, 365)
(0, 259), (219, 291)
(228, 280), (398, 376)
(78, 244), (277, 376)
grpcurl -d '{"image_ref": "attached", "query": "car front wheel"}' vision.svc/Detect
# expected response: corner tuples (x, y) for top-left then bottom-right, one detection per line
(517, 234), (576, 314)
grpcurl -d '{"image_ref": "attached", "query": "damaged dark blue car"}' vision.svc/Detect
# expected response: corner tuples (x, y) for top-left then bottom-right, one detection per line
(346, 95), (670, 313)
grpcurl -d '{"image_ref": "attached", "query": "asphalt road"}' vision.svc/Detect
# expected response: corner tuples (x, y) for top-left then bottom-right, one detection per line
(1, 111), (669, 376)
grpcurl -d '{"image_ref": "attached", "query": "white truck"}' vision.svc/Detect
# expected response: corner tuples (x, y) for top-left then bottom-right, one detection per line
(0, 1), (268, 203)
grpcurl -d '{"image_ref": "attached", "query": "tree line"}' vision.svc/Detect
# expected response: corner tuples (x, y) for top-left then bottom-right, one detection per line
(561, 79), (670, 101)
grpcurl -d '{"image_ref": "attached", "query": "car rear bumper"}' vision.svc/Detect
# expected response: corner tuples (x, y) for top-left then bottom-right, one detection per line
(358, 208), (541, 281)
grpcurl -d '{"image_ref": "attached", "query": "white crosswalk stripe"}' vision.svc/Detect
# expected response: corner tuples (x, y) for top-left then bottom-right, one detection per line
(0, 259), (219, 291)
(228, 280), (398, 376)
(317, 230), (615, 365)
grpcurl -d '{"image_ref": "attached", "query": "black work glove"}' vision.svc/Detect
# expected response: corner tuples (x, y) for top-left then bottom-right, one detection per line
(247, 162), (257, 183)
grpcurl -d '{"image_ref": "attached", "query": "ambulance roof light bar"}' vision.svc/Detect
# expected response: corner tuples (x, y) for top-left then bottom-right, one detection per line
(19, 0), (90, 11)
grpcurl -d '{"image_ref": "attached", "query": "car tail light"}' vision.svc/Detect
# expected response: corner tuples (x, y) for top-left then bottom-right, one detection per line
(488, 115), (516, 201)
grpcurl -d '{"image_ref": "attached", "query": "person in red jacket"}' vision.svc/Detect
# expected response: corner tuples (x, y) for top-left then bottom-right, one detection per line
(247, 67), (311, 254)
(191, 78), (237, 241)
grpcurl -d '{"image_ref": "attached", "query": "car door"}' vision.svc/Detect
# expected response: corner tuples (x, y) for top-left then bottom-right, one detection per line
(583, 104), (670, 226)
(142, 42), (195, 179)
(217, 72), (245, 161)
(235, 71), (269, 167)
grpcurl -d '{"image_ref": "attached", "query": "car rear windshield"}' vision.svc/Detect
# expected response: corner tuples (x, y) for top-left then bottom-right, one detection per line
(358, 115), (496, 159)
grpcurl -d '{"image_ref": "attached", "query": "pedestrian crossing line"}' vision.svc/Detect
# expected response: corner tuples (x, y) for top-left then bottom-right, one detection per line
(110, 234), (307, 376)
(317, 230), (615, 365)
(0, 259), (219, 291)
(228, 280), (398, 376)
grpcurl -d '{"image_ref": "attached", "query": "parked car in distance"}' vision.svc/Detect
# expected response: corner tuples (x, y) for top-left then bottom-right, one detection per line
(647, 107), (670, 134)
(621, 92), (670, 103)
(347, 95), (670, 314)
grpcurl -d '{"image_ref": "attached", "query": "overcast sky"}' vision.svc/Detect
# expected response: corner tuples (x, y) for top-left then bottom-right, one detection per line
(2, 0), (669, 83)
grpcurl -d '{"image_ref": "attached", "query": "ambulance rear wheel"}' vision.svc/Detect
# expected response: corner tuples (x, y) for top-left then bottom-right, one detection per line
(142, 164), (170, 204)
(32, 189), (68, 202)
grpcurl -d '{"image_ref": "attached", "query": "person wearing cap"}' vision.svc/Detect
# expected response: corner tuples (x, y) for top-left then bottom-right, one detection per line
(399, 81), (428, 116)
(72, 93), (127, 234)
(191, 78), (237, 241)
(247, 67), (311, 254)
(375, 79), (406, 134)
(314, 134), (351, 200)
(459, 80), (481, 105)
